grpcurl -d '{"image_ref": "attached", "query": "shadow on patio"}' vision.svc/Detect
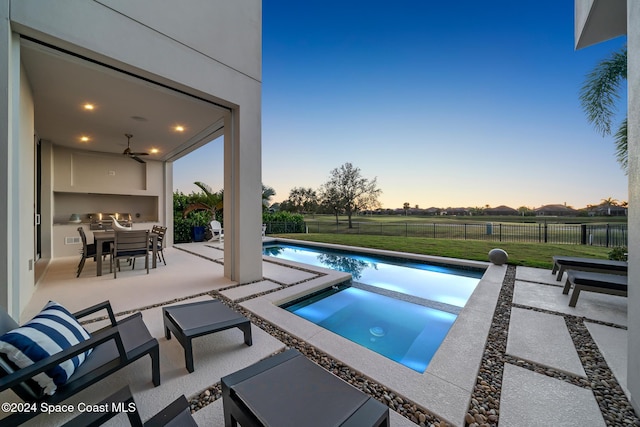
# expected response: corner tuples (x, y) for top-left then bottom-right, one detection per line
(1, 241), (634, 426)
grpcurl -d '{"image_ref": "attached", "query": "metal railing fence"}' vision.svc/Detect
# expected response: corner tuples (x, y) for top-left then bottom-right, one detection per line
(264, 221), (627, 248)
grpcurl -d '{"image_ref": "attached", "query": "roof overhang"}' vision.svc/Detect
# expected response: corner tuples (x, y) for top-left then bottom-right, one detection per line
(575, 0), (627, 49)
(20, 38), (229, 163)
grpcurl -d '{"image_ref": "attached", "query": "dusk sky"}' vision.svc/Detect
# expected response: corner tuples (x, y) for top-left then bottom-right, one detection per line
(173, 0), (629, 210)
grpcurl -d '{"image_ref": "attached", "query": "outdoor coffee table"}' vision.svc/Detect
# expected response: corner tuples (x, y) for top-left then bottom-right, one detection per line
(163, 300), (252, 373)
(221, 349), (390, 427)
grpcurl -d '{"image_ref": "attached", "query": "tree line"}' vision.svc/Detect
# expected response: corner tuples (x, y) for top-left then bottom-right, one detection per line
(274, 162), (381, 228)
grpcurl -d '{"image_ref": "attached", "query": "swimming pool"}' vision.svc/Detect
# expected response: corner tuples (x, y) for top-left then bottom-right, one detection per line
(264, 243), (483, 308)
(264, 243), (485, 372)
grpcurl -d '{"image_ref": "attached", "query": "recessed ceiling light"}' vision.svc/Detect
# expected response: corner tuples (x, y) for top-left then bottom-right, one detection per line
(150, 148), (159, 154)
(174, 125), (185, 132)
(83, 104), (94, 111)
(80, 136), (90, 142)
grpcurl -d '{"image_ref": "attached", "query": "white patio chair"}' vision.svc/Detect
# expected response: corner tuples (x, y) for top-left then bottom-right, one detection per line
(210, 220), (223, 242)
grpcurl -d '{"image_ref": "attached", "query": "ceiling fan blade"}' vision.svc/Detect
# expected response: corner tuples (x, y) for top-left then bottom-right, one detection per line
(122, 134), (149, 159)
(131, 156), (146, 164)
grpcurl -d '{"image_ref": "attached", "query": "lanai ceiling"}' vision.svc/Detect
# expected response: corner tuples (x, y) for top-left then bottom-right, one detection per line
(20, 38), (228, 162)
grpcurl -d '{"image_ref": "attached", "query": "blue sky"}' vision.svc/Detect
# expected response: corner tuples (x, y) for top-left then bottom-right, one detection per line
(174, 0), (628, 210)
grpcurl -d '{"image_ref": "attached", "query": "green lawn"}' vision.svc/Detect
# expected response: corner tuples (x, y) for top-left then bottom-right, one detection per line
(291, 214), (626, 250)
(269, 233), (613, 269)
(303, 214), (627, 224)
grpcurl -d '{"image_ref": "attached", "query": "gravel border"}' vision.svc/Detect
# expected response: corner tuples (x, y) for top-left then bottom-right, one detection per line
(93, 248), (639, 426)
(465, 265), (639, 427)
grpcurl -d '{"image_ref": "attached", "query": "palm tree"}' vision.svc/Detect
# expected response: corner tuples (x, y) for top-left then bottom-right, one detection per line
(580, 46), (627, 172)
(262, 184), (276, 212)
(183, 181), (223, 220)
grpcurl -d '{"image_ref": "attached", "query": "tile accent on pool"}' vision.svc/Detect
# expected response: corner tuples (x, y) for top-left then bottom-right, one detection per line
(351, 281), (462, 315)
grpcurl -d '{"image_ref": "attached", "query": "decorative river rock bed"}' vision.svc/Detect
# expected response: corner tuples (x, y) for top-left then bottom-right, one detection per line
(103, 250), (639, 427)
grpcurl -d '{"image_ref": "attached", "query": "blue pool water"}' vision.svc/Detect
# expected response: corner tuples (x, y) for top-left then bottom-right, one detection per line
(265, 243), (484, 372)
(286, 286), (457, 372)
(264, 243), (483, 308)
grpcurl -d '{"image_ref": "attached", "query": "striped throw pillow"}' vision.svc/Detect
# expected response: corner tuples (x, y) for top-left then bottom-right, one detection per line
(0, 301), (92, 395)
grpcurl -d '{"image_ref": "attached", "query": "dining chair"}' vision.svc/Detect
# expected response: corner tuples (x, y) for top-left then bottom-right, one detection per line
(111, 229), (150, 278)
(151, 225), (167, 265)
(76, 227), (96, 278)
(76, 227), (110, 277)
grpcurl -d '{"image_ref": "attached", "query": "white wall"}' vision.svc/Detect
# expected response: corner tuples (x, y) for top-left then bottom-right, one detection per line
(18, 60), (35, 311)
(9, 0), (261, 107)
(96, 0), (261, 82)
(574, 0), (627, 49)
(0, 2), (10, 314)
(627, 0), (640, 414)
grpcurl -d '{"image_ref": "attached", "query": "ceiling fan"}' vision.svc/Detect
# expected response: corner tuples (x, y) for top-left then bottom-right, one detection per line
(122, 133), (149, 163)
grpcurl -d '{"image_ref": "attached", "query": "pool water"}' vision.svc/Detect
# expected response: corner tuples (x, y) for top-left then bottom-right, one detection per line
(264, 244), (482, 308)
(265, 243), (484, 373)
(285, 286), (457, 372)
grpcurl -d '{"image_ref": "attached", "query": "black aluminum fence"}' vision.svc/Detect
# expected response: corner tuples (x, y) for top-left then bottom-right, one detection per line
(263, 221), (306, 234)
(265, 221), (627, 248)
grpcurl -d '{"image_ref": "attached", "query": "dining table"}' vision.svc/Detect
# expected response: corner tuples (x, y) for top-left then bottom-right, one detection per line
(94, 230), (158, 276)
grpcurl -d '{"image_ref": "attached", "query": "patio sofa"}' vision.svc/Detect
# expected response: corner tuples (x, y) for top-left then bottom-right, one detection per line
(563, 271), (628, 307)
(551, 256), (627, 281)
(0, 301), (160, 426)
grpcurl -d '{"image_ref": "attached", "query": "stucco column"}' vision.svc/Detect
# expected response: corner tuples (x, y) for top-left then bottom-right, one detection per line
(163, 161), (174, 245)
(0, 3), (10, 315)
(0, 6), (28, 318)
(224, 96), (263, 283)
(627, 0), (640, 414)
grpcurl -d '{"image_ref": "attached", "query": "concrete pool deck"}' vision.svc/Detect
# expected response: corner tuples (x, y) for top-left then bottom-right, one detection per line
(2, 239), (632, 426)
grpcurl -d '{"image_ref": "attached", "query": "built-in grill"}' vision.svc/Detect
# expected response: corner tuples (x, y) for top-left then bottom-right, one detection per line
(88, 213), (132, 230)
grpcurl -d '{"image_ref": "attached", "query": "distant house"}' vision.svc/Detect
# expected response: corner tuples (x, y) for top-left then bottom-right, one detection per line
(534, 204), (578, 216)
(484, 205), (518, 216)
(424, 207), (441, 216)
(443, 207), (470, 216)
(589, 205), (628, 217)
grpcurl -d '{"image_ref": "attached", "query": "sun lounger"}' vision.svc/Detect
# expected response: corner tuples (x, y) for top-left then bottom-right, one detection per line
(563, 271), (628, 307)
(551, 256), (627, 281)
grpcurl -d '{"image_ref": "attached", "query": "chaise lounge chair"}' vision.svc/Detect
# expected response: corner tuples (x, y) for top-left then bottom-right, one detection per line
(551, 256), (627, 281)
(563, 270), (628, 307)
(0, 301), (160, 426)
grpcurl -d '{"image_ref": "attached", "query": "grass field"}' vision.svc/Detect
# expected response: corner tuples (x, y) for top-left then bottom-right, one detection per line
(303, 214), (627, 224)
(293, 214), (628, 248)
(269, 233), (613, 269)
